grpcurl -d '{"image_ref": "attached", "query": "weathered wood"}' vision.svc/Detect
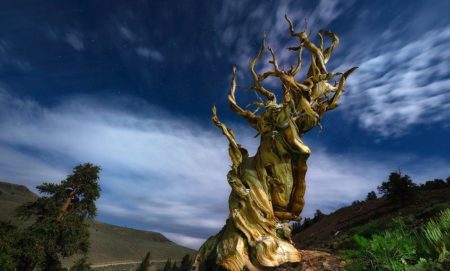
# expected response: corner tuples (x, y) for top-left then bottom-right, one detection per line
(193, 15), (356, 271)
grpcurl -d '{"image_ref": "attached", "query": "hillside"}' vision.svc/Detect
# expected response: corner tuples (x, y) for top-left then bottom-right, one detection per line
(0, 181), (196, 266)
(293, 187), (450, 251)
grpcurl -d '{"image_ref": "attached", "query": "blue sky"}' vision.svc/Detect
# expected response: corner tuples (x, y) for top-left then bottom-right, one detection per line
(0, 0), (449, 249)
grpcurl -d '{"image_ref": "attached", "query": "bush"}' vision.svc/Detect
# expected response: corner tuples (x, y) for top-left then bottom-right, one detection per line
(346, 228), (416, 270)
(347, 219), (389, 239)
(345, 209), (450, 271)
(420, 179), (448, 190)
(419, 209), (450, 267)
(71, 257), (92, 271)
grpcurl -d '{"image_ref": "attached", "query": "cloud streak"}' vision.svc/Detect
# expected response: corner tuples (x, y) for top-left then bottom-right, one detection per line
(215, 1), (450, 138)
(136, 46), (164, 62)
(215, 0), (354, 78)
(65, 30), (84, 51)
(0, 88), (448, 249)
(341, 26), (450, 137)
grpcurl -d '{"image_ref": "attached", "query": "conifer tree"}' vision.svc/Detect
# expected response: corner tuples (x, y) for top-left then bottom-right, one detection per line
(179, 254), (192, 271)
(136, 252), (151, 271)
(378, 171), (416, 203)
(366, 191), (377, 200)
(15, 163), (101, 271)
(162, 259), (172, 271)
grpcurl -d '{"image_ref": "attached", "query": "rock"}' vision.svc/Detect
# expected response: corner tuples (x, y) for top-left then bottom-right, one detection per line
(297, 250), (347, 271)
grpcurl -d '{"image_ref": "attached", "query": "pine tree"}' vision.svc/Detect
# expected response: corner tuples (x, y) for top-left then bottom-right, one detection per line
(162, 259), (172, 271)
(14, 163), (101, 271)
(136, 252), (151, 271)
(366, 191), (377, 200)
(377, 171), (417, 203)
(180, 254), (192, 271)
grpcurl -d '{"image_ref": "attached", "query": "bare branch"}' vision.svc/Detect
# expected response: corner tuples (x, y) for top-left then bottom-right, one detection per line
(318, 31), (324, 51)
(211, 105), (243, 174)
(285, 15), (327, 74)
(227, 65), (260, 128)
(322, 30), (339, 64)
(268, 47), (280, 71)
(290, 46), (303, 76)
(249, 34), (276, 102)
(328, 66), (358, 109)
(285, 14), (295, 35)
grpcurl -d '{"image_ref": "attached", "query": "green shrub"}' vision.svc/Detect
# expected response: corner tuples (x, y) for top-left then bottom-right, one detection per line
(345, 223), (416, 271)
(345, 209), (450, 271)
(416, 209), (450, 269)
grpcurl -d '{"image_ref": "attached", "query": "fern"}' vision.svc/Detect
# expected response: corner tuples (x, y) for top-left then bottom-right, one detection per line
(345, 209), (450, 271)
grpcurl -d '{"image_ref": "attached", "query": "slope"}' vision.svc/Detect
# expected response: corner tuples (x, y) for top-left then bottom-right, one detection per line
(293, 187), (450, 251)
(0, 181), (196, 265)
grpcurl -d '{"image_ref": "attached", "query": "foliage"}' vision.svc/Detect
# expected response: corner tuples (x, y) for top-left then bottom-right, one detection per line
(0, 222), (20, 271)
(378, 171), (417, 203)
(346, 218), (390, 239)
(179, 254), (192, 271)
(420, 179), (448, 190)
(158, 255), (192, 271)
(136, 252), (151, 271)
(366, 191), (377, 201)
(2, 163), (101, 271)
(345, 209), (450, 271)
(417, 209), (450, 269)
(71, 256), (92, 271)
(163, 258), (172, 271)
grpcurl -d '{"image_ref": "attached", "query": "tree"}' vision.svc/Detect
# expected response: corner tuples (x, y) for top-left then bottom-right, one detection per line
(0, 222), (20, 271)
(136, 252), (151, 271)
(377, 171), (417, 203)
(179, 254), (192, 271)
(195, 14), (357, 270)
(14, 163), (101, 271)
(366, 191), (377, 201)
(421, 179), (447, 190)
(313, 209), (325, 222)
(162, 259), (172, 271)
(446, 177), (450, 185)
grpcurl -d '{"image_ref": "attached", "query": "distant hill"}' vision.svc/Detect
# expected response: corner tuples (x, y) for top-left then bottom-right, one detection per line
(0, 181), (196, 266)
(293, 187), (450, 251)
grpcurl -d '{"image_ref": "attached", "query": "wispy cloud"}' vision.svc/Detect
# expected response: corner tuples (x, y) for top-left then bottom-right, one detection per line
(0, 88), (448, 249)
(118, 25), (136, 42)
(136, 46), (164, 62)
(65, 30), (84, 51)
(341, 27), (450, 137)
(215, 0), (354, 76)
(215, 1), (450, 138)
(0, 39), (32, 72)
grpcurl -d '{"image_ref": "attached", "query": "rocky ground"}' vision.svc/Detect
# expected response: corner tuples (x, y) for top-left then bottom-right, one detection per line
(273, 250), (347, 271)
(298, 250), (347, 271)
